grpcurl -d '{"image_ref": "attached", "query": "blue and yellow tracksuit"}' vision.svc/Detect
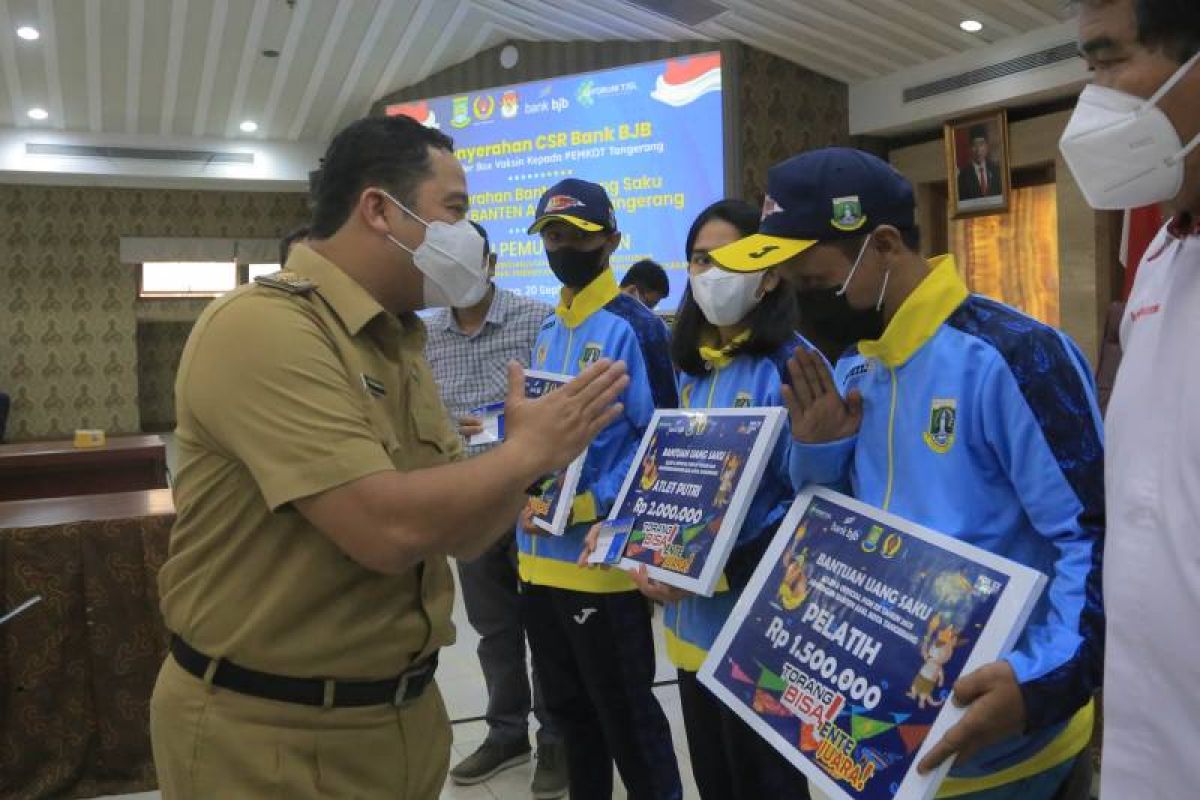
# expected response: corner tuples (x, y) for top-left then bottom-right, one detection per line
(790, 256), (1104, 796)
(663, 332), (823, 672)
(517, 267), (682, 799)
(517, 267), (678, 590)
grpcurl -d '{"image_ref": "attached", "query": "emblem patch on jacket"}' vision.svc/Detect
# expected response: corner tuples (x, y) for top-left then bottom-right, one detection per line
(578, 342), (603, 370)
(923, 398), (957, 454)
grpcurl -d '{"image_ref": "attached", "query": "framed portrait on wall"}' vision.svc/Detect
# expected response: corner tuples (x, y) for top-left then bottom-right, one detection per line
(944, 110), (1011, 219)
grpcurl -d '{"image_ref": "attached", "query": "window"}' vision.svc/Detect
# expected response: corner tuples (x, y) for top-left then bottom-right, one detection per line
(247, 263), (281, 282)
(139, 261), (238, 298)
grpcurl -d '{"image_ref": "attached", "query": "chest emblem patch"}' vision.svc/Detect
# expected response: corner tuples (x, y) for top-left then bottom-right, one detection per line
(578, 342), (603, 370)
(923, 398), (957, 454)
(733, 391), (753, 408)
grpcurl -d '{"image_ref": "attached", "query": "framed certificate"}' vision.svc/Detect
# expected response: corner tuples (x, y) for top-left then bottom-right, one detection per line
(525, 370), (586, 536)
(611, 408), (786, 596)
(699, 487), (1046, 800)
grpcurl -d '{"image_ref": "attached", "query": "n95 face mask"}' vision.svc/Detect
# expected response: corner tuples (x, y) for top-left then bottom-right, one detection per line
(1060, 51), (1200, 210)
(689, 267), (765, 327)
(381, 192), (490, 308)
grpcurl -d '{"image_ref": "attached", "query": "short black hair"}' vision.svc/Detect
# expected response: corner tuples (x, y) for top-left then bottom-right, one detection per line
(310, 115), (455, 238)
(279, 225), (310, 266)
(620, 259), (669, 297)
(672, 199), (799, 377)
(469, 220), (491, 256)
(1074, 0), (1200, 62)
(968, 125), (989, 143)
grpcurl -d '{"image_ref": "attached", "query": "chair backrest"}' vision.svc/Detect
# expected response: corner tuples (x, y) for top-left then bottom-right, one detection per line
(1095, 302), (1125, 417)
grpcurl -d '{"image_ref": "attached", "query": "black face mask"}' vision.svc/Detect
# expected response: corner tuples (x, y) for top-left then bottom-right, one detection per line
(796, 286), (886, 345)
(547, 246), (606, 289)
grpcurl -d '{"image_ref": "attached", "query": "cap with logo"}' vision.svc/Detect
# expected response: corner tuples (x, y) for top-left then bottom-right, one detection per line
(711, 147), (916, 273)
(527, 178), (618, 235)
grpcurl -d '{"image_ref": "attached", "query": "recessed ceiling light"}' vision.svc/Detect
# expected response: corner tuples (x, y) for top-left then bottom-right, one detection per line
(16, 26), (40, 41)
(960, 19), (983, 33)
(239, 120), (258, 133)
(27, 107), (48, 120)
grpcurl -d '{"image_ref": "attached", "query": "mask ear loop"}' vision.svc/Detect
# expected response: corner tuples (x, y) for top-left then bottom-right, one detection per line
(837, 234), (874, 297)
(876, 270), (891, 312)
(1146, 50), (1200, 165)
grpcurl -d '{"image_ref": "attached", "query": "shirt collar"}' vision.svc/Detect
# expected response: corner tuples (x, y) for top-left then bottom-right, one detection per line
(286, 244), (386, 337)
(857, 254), (968, 368)
(556, 269), (620, 328)
(1168, 212), (1200, 238)
(436, 285), (508, 336)
(698, 329), (751, 369)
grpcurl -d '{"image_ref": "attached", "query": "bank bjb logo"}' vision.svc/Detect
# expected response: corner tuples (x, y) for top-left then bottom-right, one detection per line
(923, 398), (957, 454)
(501, 90), (519, 118)
(579, 342), (602, 370)
(472, 94), (495, 121)
(450, 96), (471, 128)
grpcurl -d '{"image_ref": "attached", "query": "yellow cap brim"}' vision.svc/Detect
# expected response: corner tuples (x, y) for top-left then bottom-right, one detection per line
(527, 214), (605, 235)
(709, 234), (817, 272)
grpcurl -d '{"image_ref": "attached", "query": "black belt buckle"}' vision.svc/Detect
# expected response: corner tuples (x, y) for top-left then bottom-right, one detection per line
(392, 671), (413, 707)
(393, 658), (433, 707)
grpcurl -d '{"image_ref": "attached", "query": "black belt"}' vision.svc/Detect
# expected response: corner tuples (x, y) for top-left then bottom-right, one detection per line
(169, 636), (437, 708)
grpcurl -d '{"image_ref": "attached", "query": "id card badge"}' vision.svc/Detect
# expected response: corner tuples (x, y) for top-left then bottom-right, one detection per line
(588, 518), (634, 566)
(468, 402), (506, 445)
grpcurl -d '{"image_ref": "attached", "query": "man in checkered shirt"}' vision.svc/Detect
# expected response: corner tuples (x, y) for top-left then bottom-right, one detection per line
(425, 221), (566, 798)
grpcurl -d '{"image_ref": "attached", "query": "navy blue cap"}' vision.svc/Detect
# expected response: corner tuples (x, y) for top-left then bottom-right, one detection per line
(712, 148), (916, 272)
(527, 178), (617, 235)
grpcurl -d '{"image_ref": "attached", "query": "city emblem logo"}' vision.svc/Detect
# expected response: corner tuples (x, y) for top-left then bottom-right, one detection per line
(450, 96), (471, 128)
(923, 398), (957, 454)
(579, 342), (603, 370)
(831, 195), (867, 232)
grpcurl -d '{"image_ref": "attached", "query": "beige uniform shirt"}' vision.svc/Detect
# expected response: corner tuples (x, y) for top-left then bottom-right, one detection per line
(158, 245), (460, 680)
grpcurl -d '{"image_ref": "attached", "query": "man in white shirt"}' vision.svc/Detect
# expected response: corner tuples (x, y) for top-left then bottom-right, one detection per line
(1063, 2), (1200, 798)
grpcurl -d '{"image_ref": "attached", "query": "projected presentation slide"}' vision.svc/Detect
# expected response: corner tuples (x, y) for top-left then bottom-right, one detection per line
(386, 52), (726, 312)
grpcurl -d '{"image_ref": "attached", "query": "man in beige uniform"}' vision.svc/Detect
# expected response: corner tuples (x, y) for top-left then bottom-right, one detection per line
(150, 115), (628, 799)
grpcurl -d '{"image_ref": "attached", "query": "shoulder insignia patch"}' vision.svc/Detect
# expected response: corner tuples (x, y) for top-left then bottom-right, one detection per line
(254, 270), (317, 294)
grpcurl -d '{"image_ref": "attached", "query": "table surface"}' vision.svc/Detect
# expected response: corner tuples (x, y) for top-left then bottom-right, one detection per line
(0, 488), (175, 528)
(0, 434), (165, 460)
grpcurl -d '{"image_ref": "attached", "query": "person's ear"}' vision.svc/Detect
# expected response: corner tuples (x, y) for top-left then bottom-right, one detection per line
(760, 269), (781, 295)
(870, 226), (905, 258)
(604, 230), (622, 257)
(360, 188), (396, 237)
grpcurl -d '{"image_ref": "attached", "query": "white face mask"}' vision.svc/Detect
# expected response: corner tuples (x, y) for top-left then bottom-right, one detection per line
(380, 191), (489, 308)
(1060, 51), (1200, 210)
(689, 267), (765, 327)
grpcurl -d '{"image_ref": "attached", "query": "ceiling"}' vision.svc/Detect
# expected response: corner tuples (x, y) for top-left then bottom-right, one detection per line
(0, 0), (1072, 145)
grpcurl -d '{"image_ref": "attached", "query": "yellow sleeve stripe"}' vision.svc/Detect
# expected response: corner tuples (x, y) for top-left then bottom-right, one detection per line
(937, 700), (1094, 797)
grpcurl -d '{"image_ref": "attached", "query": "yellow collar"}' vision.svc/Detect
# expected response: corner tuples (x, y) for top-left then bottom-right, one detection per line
(698, 329), (751, 369)
(556, 269), (620, 328)
(857, 255), (967, 368)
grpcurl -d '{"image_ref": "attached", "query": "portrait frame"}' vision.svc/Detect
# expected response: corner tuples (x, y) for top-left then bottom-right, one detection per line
(944, 109), (1011, 219)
